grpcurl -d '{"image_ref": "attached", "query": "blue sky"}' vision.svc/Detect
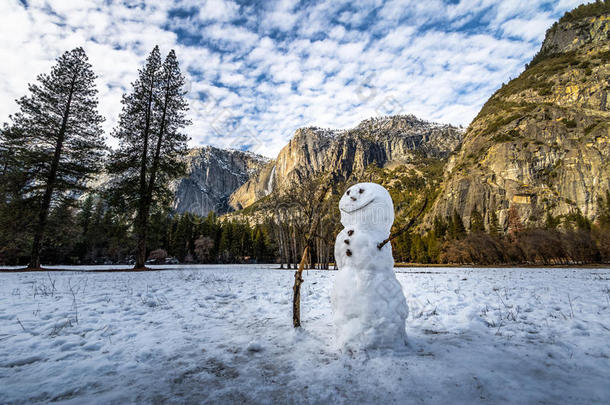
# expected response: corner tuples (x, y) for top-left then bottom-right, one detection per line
(0, 0), (585, 157)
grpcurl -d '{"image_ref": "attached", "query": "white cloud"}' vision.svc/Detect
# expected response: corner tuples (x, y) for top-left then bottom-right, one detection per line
(198, 0), (239, 22)
(264, 0), (298, 32)
(501, 17), (556, 41)
(0, 0), (583, 157)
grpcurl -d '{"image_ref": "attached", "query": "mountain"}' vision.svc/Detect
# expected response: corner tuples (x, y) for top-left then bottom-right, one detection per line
(173, 146), (268, 216)
(426, 5), (610, 230)
(229, 114), (463, 210)
(181, 3), (609, 228)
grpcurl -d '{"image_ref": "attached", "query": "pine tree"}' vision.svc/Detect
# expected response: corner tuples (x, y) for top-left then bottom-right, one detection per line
(88, 198), (107, 261)
(43, 200), (79, 264)
(393, 231), (413, 262)
(544, 211), (561, 229)
(448, 210), (466, 240)
(424, 231), (441, 262)
(410, 234), (429, 263)
(2, 48), (105, 269)
(432, 216), (447, 239)
(470, 207), (485, 233)
(597, 190), (610, 229)
(194, 235), (215, 263)
(73, 194), (94, 261)
(218, 222), (234, 263)
(253, 227), (266, 262)
(0, 124), (34, 264)
(78, 195), (94, 236)
(564, 209), (591, 231)
(108, 46), (190, 269)
(489, 210), (501, 237)
(170, 214), (192, 261)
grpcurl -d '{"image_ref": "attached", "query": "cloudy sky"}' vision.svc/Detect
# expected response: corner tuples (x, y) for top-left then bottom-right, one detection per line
(0, 0), (584, 157)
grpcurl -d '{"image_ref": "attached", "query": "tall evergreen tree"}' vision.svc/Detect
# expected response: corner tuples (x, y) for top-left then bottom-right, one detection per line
(432, 216), (448, 239)
(253, 228), (266, 262)
(2, 48), (105, 269)
(597, 190), (610, 228)
(448, 210), (466, 240)
(218, 222), (234, 262)
(488, 210), (501, 237)
(0, 124), (34, 264)
(544, 211), (561, 230)
(470, 207), (485, 233)
(108, 47), (189, 269)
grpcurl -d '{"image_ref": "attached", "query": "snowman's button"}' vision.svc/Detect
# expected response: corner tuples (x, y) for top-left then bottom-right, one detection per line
(347, 230), (354, 236)
(346, 249), (352, 257)
(344, 239), (350, 245)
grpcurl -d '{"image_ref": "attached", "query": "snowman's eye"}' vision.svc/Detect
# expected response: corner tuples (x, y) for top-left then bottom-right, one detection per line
(346, 190), (350, 196)
(359, 189), (363, 194)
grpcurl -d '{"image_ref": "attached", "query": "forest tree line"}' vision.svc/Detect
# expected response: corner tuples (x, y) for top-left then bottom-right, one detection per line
(0, 193), (276, 266)
(394, 199), (610, 265)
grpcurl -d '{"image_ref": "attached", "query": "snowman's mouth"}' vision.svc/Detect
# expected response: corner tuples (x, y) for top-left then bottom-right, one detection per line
(340, 198), (375, 214)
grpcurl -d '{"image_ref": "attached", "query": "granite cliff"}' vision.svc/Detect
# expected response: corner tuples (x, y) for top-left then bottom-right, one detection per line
(173, 146), (268, 216)
(229, 115), (463, 210)
(427, 6), (610, 230)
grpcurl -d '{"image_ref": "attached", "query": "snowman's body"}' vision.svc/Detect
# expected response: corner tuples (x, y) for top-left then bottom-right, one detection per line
(331, 183), (408, 350)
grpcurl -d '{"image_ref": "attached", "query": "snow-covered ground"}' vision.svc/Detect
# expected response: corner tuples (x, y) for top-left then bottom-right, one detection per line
(1, 265), (609, 404)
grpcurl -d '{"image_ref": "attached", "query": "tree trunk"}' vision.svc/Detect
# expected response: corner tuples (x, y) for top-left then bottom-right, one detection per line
(138, 75), (170, 270)
(134, 79), (155, 269)
(278, 222), (285, 268)
(283, 224), (291, 268)
(290, 227), (298, 269)
(145, 71), (170, 212)
(29, 73), (77, 269)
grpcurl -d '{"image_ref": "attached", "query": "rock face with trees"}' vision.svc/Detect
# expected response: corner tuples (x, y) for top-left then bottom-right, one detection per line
(225, 2), (610, 266)
(173, 146), (268, 217)
(427, 4), (610, 232)
(229, 115), (463, 210)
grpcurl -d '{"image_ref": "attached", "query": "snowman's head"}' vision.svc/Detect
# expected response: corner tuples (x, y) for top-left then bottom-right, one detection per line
(339, 182), (394, 233)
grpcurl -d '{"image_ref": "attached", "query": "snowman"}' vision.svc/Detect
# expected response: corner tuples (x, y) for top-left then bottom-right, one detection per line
(331, 182), (408, 350)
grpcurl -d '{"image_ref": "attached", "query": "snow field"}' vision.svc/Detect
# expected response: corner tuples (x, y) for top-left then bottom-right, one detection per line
(0, 265), (609, 404)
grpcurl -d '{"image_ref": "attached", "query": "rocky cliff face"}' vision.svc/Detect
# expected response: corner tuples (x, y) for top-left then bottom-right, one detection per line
(229, 115), (463, 210)
(539, 12), (609, 56)
(427, 11), (610, 230)
(173, 146), (268, 216)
